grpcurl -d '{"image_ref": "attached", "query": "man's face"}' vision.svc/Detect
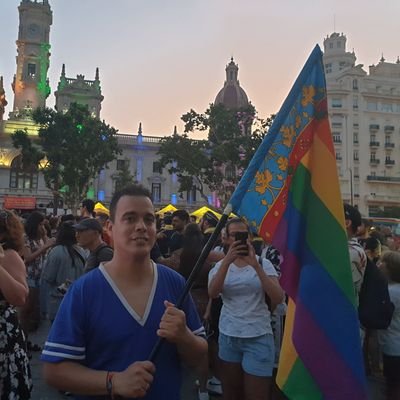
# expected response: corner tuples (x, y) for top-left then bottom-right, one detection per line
(172, 216), (185, 232)
(109, 195), (156, 257)
(75, 229), (99, 249)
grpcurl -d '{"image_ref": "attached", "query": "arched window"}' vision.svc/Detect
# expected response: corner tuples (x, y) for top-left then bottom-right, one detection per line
(9, 155), (38, 190)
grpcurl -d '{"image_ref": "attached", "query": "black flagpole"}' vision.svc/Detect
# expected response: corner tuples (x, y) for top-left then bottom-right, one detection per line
(148, 206), (231, 362)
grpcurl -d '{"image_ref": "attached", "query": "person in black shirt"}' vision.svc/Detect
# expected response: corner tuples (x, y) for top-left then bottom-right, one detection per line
(169, 210), (189, 253)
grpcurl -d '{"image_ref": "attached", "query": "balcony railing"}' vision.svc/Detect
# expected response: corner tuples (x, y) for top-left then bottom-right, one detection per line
(370, 159), (380, 164)
(369, 124), (380, 131)
(369, 141), (380, 147)
(333, 138), (342, 144)
(385, 160), (395, 165)
(385, 143), (395, 148)
(367, 175), (400, 183)
(384, 125), (395, 133)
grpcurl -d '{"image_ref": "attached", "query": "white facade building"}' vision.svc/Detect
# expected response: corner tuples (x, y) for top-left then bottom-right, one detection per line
(323, 32), (400, 216)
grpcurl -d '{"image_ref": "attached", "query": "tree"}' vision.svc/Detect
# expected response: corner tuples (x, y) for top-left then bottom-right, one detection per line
(12, 103), (121, 212)
(158, 103), (274, 205)
(114, 159), (137, 192)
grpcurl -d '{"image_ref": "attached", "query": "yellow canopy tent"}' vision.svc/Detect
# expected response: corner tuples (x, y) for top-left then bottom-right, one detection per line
(156, 204), (178, 216)
(94, 202), (110, 216)
(190, 206), (237, 222)
(190, 206), (222, 222)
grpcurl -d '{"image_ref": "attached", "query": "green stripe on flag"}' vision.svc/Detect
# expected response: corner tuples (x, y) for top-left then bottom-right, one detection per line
(290, 163), (355, 305)
(282, 358), (322, 400)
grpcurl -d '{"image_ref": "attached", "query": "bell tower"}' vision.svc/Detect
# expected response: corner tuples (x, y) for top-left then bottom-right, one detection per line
(11, 0), (52, 119)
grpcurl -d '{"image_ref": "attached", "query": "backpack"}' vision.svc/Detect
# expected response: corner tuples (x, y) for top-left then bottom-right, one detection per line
(358, 258), (394, 329)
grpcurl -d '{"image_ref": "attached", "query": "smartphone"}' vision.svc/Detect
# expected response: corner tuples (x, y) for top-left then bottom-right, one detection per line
(234, 231), (249, 255)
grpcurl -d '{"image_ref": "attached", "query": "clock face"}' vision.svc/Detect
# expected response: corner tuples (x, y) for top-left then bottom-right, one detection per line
(27, 23), (40, 39)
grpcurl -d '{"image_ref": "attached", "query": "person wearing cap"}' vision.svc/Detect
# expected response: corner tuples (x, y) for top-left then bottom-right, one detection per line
(344, 203), (367, 305)
(73, 218), (113, 273)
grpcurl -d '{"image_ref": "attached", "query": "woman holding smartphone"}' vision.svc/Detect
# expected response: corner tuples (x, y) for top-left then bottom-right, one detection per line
(208, 218), (284, 400)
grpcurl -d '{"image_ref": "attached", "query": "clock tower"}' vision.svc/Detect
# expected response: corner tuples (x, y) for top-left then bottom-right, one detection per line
(11, 0), (52, 119)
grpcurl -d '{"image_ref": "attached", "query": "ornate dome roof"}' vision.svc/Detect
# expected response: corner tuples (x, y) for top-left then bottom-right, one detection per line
(214, 58), (249, 109)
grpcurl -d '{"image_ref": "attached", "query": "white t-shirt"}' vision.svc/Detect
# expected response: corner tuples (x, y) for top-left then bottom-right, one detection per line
(378, 283), (400, 356)
(208, 258), (278, 338)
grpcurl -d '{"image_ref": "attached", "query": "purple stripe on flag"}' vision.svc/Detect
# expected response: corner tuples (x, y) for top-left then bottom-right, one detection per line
(293, 300), (367, 399)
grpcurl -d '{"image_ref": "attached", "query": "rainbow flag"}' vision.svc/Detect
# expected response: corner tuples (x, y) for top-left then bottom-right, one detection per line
(228, 45), (367, 399)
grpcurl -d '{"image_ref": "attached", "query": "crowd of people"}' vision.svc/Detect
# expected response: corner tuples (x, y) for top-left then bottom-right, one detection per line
(0, 186), (399, 400)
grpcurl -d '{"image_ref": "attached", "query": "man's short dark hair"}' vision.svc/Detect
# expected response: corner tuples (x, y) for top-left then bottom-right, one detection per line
(172, 209), (189, 223)
(344, 203), (362, 234)
(82, 199), (95, 214)
(110, 184), (152, 222)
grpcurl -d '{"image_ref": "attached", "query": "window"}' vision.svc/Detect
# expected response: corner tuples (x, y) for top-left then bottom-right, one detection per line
(332, 98), (342, 108)
(354, 150), (359, 161)
(381, 103), (393, 113)
(329, 42), (333, 49)
(367, 102), (377, 111)
(370, 134), (376, 142)
(335, 151), (342, 160)
(186, 187), (197, 204)
(339, 61), (346, 70)
(353, 123), (359, 129)
(354, 167), (359, 178)
(225, 164), (235, 180)
(325, 63), (332, 74)
(116, 159), (127, 171)
(9, 155), (38, 190)
(385, 135), (391, 144)
(27, 63), (36, 77)
(353, 79), (358, 90)
(353, 132), (359, 144)
(333, 133), (341, 143)
(370, 152), (376, 160)
(353, 96), (358, 110)
(151, 183), (161, 203)
(152, 161), (162, 174)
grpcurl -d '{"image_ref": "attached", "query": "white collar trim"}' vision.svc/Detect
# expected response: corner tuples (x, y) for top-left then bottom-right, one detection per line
(99, 262), (158, 327)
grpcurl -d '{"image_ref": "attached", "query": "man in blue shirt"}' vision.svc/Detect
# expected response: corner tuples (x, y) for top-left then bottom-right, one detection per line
(41, 185), (207, 399)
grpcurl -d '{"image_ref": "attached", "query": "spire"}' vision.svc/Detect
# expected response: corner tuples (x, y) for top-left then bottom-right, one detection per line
(138, 122), (142, 135)
(380, 53), (385, 63)
(173, 125), (178, 135)
(0, 76), (4, 90)
(95, 67), (99, 81)
(397, 57), (400, 64)
(225, 57), (239, 83)
(61, 63), (65, 77)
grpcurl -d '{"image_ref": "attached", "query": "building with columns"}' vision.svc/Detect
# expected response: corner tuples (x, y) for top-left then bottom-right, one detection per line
(323, 32), (400, 216)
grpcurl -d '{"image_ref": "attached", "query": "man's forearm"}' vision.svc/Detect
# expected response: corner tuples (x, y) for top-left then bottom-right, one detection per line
(43, 361), (108, 396)
(176, 328), (208, 368)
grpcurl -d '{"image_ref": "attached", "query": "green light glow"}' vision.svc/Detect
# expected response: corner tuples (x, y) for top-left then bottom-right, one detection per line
(37, 43), (51, 98)
(86, 187), (95, 200)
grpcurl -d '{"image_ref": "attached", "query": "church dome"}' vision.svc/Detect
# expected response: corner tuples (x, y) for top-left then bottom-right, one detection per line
(214, 58), (249, 109)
